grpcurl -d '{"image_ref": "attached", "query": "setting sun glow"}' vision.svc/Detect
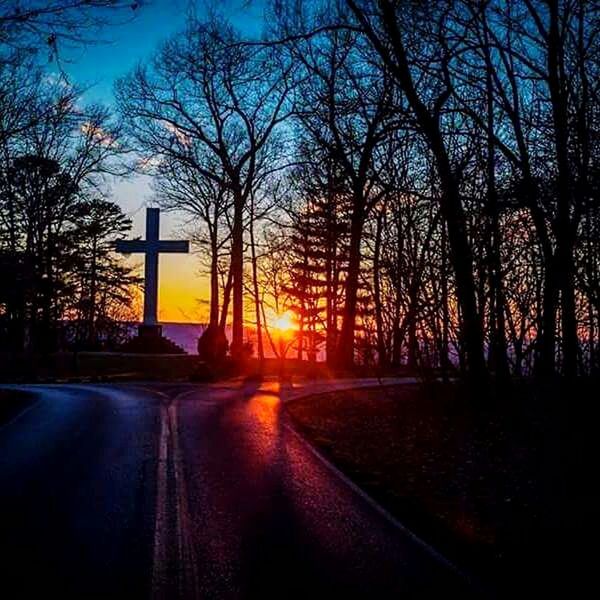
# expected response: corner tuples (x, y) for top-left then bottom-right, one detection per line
(272, 311), (295, 334)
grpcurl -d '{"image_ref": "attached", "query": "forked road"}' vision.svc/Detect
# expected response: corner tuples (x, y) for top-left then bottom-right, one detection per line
(0, 380), (476, 599)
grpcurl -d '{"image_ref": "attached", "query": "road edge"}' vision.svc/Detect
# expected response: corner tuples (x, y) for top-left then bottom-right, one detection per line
(281, 380), (486, 596)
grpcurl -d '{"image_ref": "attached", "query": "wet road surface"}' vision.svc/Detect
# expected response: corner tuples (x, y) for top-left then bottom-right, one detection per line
(0, 380), (476, 598)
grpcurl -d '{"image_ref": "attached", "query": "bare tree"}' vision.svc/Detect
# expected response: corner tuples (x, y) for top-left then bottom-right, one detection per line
(288, 21), (396, 367)
(152, 155), (232, 329)
(116, 16), (292, 359)
(0, 77), (128, 352)
(0, 0), (143, 63)
(343, 0), (488, 380)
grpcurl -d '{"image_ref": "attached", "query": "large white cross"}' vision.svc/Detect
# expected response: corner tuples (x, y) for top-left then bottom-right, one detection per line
(116, 208), (189, 326)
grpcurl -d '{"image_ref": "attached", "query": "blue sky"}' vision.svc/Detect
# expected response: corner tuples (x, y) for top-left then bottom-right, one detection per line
(52, 0), (267, 323)
(59, 1), (265, 106)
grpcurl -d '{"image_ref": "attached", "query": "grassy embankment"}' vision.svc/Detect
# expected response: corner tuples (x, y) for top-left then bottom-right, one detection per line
(287, 380), (592, 595)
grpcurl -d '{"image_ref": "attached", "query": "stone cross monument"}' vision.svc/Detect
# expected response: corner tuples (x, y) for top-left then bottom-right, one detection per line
(116, 207), (189, 338)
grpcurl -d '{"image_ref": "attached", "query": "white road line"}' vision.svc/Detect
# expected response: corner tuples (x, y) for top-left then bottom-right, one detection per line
(150, 387), (210, 600)
(151, 403), (170, 600)
(169, 401), (201, 599)
(150, 379), (474, 596)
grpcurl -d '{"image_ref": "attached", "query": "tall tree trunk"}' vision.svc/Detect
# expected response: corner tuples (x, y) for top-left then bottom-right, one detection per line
(325, 177), (338, 365)
(483, 36), (510, 380)
(391, 205), (403, 366)
(373, 209), (387, 368)
(437, 164), (487, 381)
(347, 0), (487, 381)
(87, 235), (98, 346)
(546, 0), (578, 377)
(336, 199), (365, 368)
(249, 201), (264, 363)
(219, 262), (233, 331)
(325, 229), (335, 363)
(406, 309), (417, 370)
(440, 222), (450, 380)
(230, 190), (244, 359)
(538, 257), (558, 376)
(558, 243), (577, 377)
(297, 315), (304, 361)
(208, 233), (220, 328)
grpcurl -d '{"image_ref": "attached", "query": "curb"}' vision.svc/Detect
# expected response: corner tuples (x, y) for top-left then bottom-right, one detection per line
(281, 379), (485, 596)
(281, 377), (417, 404)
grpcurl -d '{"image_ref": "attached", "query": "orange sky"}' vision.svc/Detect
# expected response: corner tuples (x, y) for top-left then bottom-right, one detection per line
(158, 253), (208, 323)
(113, 177), (210, 324)
(52, 1), (266, 325)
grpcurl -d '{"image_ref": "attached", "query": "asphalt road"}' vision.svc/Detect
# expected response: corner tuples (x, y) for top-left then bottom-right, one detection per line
(0, 380), (476, 599)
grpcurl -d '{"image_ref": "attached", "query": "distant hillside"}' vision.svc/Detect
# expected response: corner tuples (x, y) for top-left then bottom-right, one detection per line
(153, 322), (322, 360)
(160, 322), (205, 354)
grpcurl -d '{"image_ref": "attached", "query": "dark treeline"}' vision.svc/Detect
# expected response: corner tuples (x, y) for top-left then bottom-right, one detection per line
(275, 0), (600, 380)
(2, 1), (599, 380)
(0, 1), (141, 353)
(117, 0), (599, 379)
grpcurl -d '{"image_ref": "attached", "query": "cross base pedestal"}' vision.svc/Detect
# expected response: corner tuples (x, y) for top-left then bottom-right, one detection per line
(138, 324), (163, 339)
(120, 323), (185, 354)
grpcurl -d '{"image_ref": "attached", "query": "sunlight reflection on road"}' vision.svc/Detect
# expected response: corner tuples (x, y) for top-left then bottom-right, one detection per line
(232, 380), (285, 474)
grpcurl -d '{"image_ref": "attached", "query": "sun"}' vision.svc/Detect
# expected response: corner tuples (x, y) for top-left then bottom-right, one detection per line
(272, 311), (295, 333)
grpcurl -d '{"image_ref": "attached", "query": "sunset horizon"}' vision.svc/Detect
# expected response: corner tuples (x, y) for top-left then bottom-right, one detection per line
(1, 1), (596, 598)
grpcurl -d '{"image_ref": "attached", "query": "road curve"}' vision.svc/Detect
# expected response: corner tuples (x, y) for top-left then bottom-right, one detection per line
(0, 380), (476, 598)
